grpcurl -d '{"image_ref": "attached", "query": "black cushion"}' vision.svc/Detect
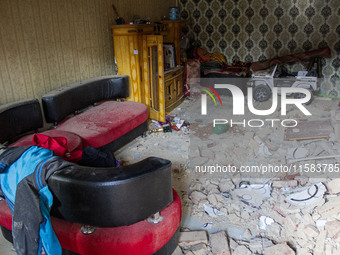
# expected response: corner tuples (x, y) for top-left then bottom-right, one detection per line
(42, 75), (129, 123)
(0, 99), (43, 144)
(48, 157), (173, 227)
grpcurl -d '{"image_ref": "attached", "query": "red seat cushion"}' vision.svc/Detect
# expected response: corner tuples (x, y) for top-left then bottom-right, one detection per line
(55, 101), (148, 148)
(0, 190), (181, 255)
(11, 130), (84, 154)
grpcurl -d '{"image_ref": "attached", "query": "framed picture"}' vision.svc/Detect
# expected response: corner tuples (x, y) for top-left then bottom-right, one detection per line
(163, 43), (176, 69)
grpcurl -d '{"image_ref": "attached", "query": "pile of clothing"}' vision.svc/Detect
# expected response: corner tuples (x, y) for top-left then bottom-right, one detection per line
(189, 48), (252, 78)
(0, 134), (118, 255)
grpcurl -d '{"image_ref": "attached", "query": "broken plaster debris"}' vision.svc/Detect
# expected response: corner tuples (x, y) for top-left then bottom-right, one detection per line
(203, 204), (224, 218)
(113, 96), (340, 255)
(285, 182), (327, 207)
(259, 216), (275, 230)
(286, 147), (309, 159)
(209, 231), (231, 255)
(263, 242), (295, 255)
(326, 178), (340, 194)
(231, 183), (272, 207)
(257, 143), (272, 157)
(284, 119), (333, 141)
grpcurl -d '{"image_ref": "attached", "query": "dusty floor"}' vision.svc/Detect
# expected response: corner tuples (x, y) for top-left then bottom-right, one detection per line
(115, 95), (340, 255)
(0, 231), (15, 255)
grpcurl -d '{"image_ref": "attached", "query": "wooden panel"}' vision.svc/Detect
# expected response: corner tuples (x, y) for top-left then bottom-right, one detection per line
(157, 36), (165, 122)
(128, 35), (142, 102)
(142, 35), (165, 122)
(175, 75), (183, 98)
(113, 33), (141, 102)
(142, 36), (150, 107)
(284, 119), (333, 141)
(165, 79), (176, 106)
(164, 66), (183, 81)
(161, 20), (183, 66)
(164, 66), (184, 112)
(112, 24), (155, 36)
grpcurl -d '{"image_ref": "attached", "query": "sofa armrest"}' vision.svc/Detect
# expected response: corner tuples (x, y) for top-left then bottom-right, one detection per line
(0, 99), (43, 144)
(48, 157), (173, 227)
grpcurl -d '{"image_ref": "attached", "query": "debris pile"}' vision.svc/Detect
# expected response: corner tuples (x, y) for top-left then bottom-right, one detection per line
(149, 114), (189, 134)
(177, 176), (340, 254)
(114, 96), (340, 255)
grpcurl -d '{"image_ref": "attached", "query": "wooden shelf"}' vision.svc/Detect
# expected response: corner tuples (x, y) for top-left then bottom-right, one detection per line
(112, 21), (184, 122)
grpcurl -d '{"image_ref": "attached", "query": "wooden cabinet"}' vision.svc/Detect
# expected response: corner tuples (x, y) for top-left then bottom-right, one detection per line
(141, 34), (165, 122)
(112, 21), (184, 122)
(164, 66), (184, 112)
(111, 24), (155, 103)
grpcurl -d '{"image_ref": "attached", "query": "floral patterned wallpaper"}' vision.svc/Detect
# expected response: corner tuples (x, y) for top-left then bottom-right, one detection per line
(180, 0), (340, 94)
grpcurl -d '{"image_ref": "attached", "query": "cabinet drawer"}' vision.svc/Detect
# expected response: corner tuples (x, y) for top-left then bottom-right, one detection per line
(164, 67), (184, 111)
(112, 25), (155, 36)
(164, 68), (182, 82)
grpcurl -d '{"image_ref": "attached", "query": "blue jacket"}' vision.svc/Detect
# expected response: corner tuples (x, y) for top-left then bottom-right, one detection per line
(0, 146), (73, 255)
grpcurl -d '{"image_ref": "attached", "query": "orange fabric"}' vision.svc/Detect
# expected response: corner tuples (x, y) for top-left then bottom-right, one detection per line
(196, 48), (211, 62)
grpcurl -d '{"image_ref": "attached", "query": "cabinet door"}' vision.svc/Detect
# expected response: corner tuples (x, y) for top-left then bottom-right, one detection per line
(113, 34), (142, 102)
(175, 73), (184, 99)
(165, 78), (176, 107)
(142, 35), (165, 122)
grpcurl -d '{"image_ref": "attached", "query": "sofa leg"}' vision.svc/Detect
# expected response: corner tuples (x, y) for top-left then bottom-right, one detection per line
(147, 212), (163, 224)
(80, 225), (96, 235)
(141, 132), (147, 138)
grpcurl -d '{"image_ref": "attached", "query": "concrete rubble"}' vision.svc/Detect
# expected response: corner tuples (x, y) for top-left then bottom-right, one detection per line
(263, 243), (295, 255)
(115, 96), (340, 255)
(209, 231), (231, 255)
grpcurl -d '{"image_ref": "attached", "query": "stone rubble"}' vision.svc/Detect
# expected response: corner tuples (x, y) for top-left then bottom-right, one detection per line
(114, 96), (340, 255)
(325, 178), (340, 194)
(263, 243), (295, 255)
(209, 231), (231, 255)
(178, 231), (208, 249)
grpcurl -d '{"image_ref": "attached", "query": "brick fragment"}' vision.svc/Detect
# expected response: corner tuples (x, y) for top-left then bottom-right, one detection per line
(178, 231), (208, 249)
(209, 231), (231, 255)
(272, 180), (298, 188)
(325, 220), (340, 239)
(264, 243), (295, 255)
(318, 196), (340, 219)
(326, 179), (340, 194)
